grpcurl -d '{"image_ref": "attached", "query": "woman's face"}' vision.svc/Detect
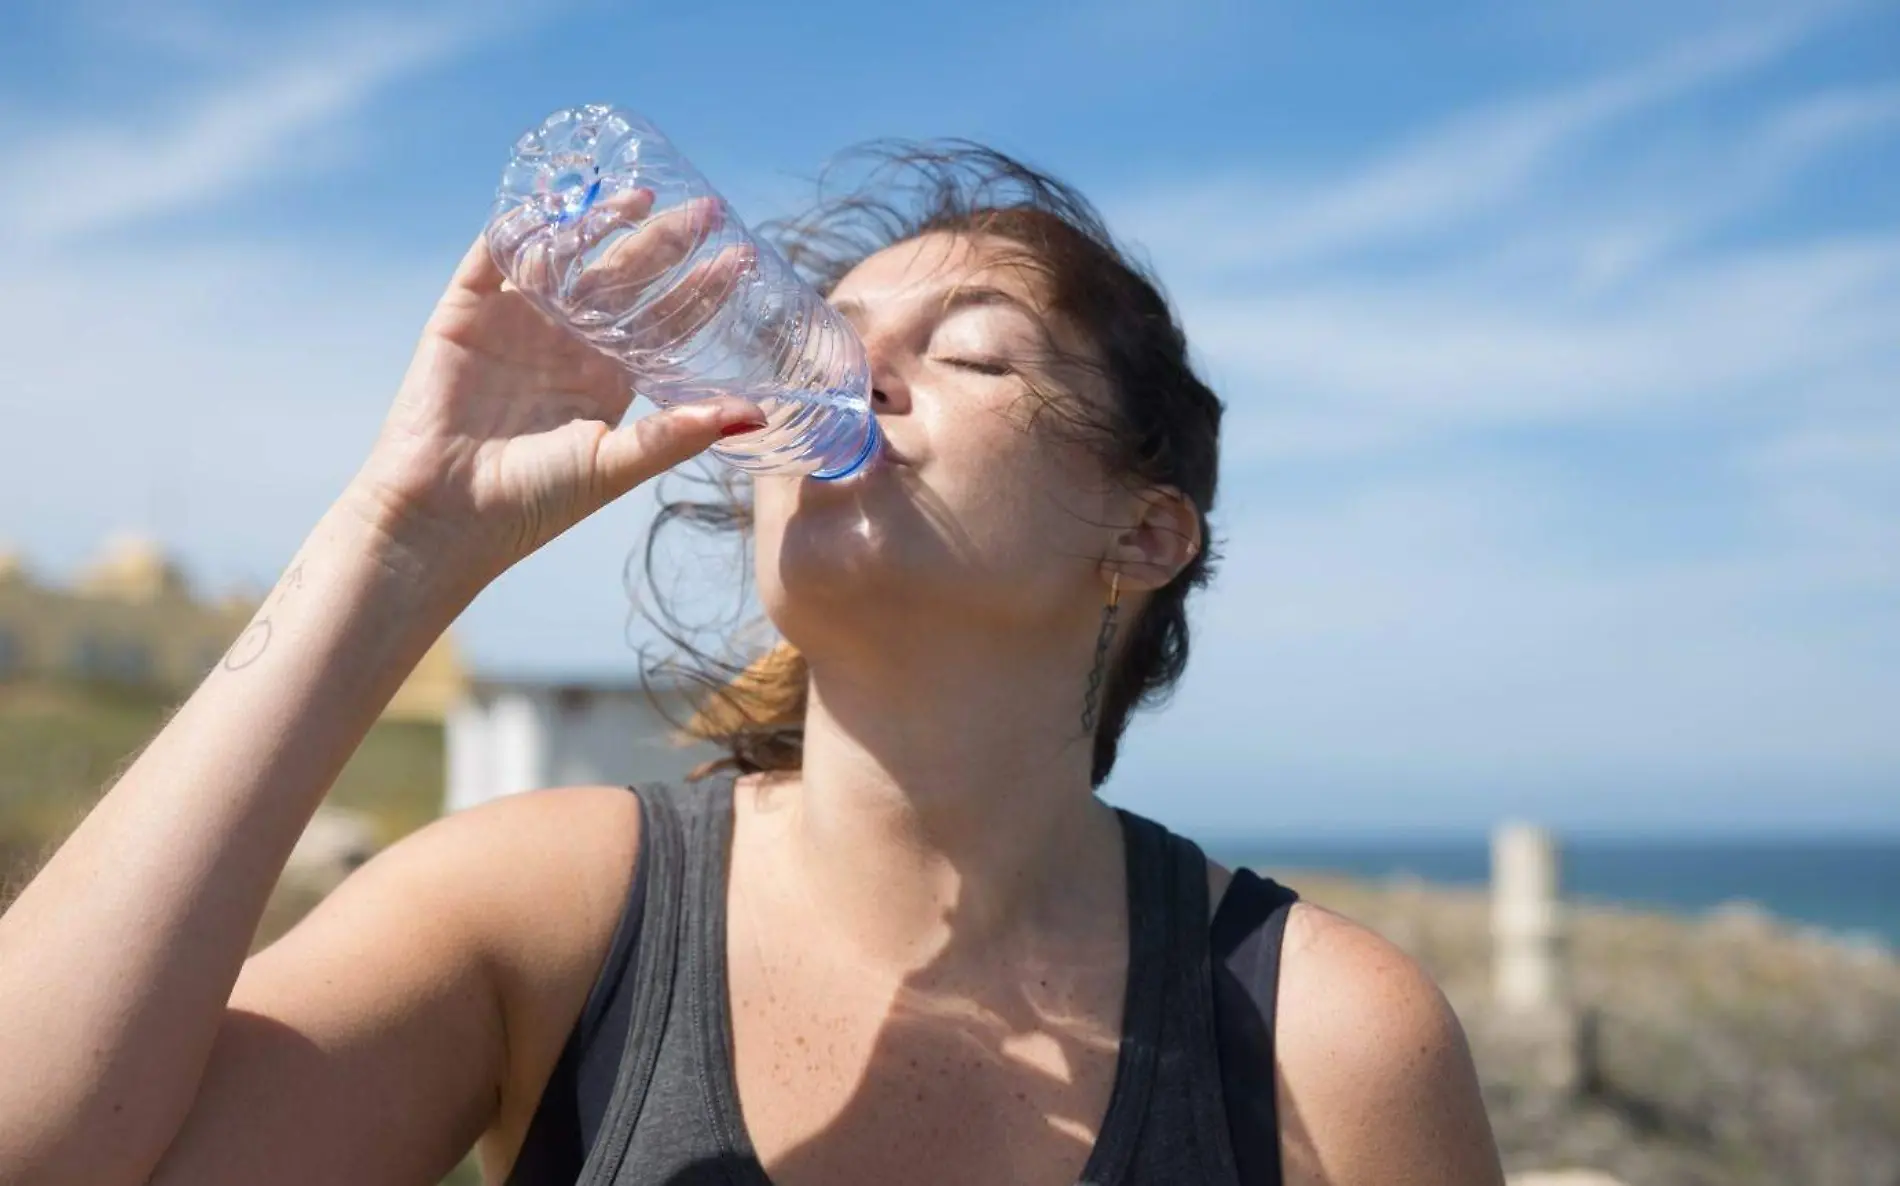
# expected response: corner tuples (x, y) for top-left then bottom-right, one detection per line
(753, 231), (1127, 654)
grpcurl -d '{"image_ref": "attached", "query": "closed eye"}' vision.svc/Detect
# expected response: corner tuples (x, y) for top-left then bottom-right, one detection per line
(939, 356), (1013, 376)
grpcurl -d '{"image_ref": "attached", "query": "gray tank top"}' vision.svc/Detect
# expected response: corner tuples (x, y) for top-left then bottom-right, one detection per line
(507, 776), (1297, 1186)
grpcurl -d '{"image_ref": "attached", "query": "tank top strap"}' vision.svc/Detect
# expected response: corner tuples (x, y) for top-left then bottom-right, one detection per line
(1111, 818), (1301, 1186)
(1074, 809), (1176, 1183)
(571, 779), (695, 1186)
(676, 772), (752, 1160)
(1152, 824), (1258, 1182)
(1210, 867), (1301, 1186)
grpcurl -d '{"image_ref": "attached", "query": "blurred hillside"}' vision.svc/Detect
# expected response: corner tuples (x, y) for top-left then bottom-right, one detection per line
(1286, 873), (1900, 1186)
(0, 535), (466, 730)
(0, 677), (445, 894)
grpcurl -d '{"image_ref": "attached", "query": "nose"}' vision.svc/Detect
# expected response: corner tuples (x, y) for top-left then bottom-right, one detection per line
(861, 331), (913, 416)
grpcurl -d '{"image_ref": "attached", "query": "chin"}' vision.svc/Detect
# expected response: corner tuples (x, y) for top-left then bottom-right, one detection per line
(759, 460), (986, 636)
(759, 511), (941, 647)
(765, 463), (914, 569)
(770, 505), (905, 598)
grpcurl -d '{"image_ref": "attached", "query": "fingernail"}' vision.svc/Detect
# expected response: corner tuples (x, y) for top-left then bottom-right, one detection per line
(720, 420), (766, 439)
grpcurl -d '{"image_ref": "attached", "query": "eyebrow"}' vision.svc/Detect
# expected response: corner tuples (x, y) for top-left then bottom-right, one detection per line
(831, 284), (1044, 324)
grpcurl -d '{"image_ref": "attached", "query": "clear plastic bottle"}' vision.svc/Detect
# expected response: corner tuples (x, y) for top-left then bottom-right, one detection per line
(487, 104), (880, 480)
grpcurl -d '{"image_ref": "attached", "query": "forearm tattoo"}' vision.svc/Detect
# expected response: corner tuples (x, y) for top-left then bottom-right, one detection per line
(221, 559), (304, 672)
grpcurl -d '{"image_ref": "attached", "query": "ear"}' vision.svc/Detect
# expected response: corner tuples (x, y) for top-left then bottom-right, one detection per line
(1102, 486), (1201, 594)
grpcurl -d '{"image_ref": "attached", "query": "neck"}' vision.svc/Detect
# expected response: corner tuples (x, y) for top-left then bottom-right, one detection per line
(767, 623), (1124, 967)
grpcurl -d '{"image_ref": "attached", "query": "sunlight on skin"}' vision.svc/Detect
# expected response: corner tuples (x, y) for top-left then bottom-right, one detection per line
(887, 981), (1117, 1074)
(999, 1030), (1079, 1084)
(849, 978), (1116, 1151)
(1045, 1112), (1099, 1144)
(731, 840), (1128, 1167)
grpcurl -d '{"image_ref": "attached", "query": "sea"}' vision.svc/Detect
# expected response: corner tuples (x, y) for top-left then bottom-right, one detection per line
(1198, 836), (1900, 950)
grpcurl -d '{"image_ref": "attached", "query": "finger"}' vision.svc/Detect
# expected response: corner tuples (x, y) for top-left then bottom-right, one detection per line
(477, 205), (549, 293)
(569, 195), (726, 307)
(608, 243), (754, 353)
(570, 186), (657, 255)
(459, 224), (512, 294)
(568, 197), (722, 311)
(479, 189), (658, 295)
(512, 201), (665, 310)
(508, 234), (557, 308)
(593, 398), (767, 498)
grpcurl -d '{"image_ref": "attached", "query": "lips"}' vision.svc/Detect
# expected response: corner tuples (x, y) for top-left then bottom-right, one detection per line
(868, 436), (913, 474)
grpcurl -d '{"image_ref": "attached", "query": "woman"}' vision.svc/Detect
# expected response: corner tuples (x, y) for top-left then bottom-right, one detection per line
(0, 146), (1502, 1186)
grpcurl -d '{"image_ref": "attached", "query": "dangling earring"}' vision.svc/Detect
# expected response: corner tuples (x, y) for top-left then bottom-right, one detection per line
(1082, 572), (1122, 734)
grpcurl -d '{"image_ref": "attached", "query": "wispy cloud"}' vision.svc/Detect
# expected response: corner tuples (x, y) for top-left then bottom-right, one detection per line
(1108, 9), (1900, 456)
(1096, 6), (1900, 823)
(1188, 233), (1900, 450)
(1762, 81), (1900, 153)
(1115, 17), (1839, 275)
(0, 10), (488, 242)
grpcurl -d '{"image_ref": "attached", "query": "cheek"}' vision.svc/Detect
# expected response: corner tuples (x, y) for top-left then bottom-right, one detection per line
(932, 419), (1110, 567)
(753, 399), (1112, 621)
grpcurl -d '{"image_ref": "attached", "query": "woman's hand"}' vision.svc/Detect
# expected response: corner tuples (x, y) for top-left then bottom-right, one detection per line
(348, 200), (763, 594)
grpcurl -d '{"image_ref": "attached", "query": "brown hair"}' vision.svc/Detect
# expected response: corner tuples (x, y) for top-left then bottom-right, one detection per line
(640, 142), (1223, 788)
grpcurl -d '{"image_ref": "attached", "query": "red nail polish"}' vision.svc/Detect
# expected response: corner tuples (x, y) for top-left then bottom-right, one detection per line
(721, 420), (765, 439)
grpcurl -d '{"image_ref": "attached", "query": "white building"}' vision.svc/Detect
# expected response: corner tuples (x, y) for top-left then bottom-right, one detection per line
(445, 675), (722, 813)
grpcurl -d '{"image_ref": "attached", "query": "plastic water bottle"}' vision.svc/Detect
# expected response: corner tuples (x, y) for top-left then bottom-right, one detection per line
(487, 104), (880, 481)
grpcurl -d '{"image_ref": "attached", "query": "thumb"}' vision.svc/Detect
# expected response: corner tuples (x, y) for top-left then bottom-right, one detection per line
(594, 398), (767, 496)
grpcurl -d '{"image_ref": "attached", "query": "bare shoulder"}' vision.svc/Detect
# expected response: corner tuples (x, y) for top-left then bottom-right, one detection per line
(167, 787), (645, 1186)
(1273, 903), (1505, 1186)
(419, 786), (644, 1120)
(296, 783), (643, 971)
(260, 786), (642, 1138)
(393, 782), (645, 918)
(379, 785), (645, 1088)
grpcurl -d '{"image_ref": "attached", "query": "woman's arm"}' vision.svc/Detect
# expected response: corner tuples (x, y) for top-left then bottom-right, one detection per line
(0, 226), (762, 1186)
(0, 504), (467, 1186)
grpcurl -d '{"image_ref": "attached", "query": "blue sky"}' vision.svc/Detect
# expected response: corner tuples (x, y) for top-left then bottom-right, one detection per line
(1, 0), (1896, 835)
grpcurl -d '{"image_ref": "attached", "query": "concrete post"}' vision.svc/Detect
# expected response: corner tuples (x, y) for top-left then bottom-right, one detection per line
(1492, 823), (1566, 1013)
(1488, 823), (1586, 1093)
